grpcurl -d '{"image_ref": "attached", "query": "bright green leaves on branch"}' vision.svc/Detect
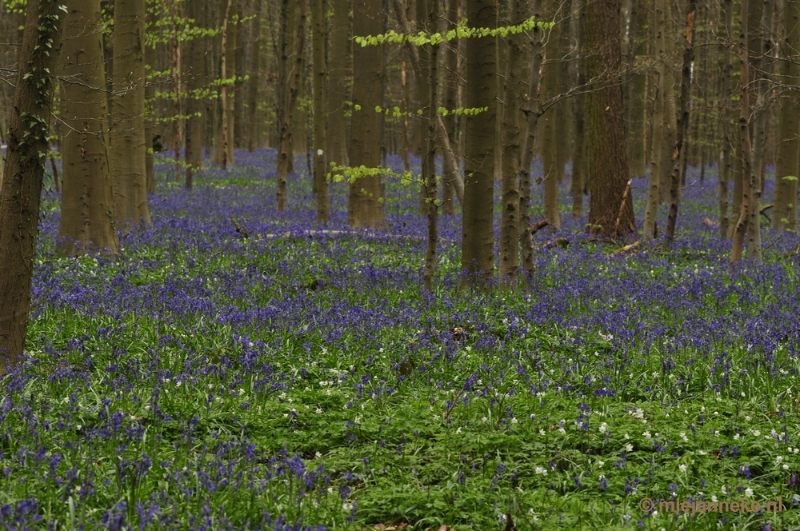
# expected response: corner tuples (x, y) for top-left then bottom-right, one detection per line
(353, 16), (550, 47)
(374, 105), (488, 118)
(328, 163), (418, 187)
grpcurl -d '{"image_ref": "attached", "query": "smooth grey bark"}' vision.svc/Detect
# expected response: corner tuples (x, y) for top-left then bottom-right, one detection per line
(111, 0), (150, 227)
(58, 0), (119, 256)
(461, 0), (497, 287)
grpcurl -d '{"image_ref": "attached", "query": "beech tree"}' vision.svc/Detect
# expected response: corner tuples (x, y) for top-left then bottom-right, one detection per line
(311, 0), (328, 223)
(460, 0), (497, 286)
(347, 0), (386, 228)
(276, 0), (307, 211)
(774, 0), (799, 232)
(0, 0), (64, 372)
(498, 0), (529, 285)
(540, 0), (562, 231)
(584, 0), (635, 237)
(326, 0), (350, 166)
(111, 0), (150, 228)
(58, 0), (118, 256)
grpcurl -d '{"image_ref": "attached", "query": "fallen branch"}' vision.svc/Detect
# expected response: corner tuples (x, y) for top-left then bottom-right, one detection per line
(608, 240), (640, 257)
(529, 219), (549, 236)
(258, 228), (457, 244)
(541, 237), (570, 250)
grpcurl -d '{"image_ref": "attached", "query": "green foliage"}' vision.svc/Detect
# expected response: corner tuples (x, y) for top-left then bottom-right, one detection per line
(354, 16), (553, 47)
(373, 105), (489, 119)
(13, 170), (800, 530)
(328, 162), (420, 186)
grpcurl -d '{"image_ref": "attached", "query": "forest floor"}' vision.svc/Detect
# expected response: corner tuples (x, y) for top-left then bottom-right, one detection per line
(4, 149), (800, 530)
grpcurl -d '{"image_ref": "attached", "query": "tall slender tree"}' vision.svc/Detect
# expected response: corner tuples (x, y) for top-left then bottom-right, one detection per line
(311, 0), (328, 222)
(218, 0), (233, 170)
(718, 0), (734, 239)
(415, 0), (432, 215)
(184, 0), (207, 189)
(327, 0), (350, 166)
(584, 0), (635, 237)
(499, 0), (529, 285)
(541, 3), (562, 230)
(731, 0), (757, 264)
(520, 0), (545, 285)
(570, 0), (585, 218)
(247, 0), (263, 152)
(169, 0), (183, 180)
(665, 0), (698, 241)
(441, 0), (460, 215)
(643, 0), (670, 241)
(144, 8), (156, 194)
(58, 0), (119, 256)
(111, 0), (150, 227)
(348, 0), (386, 228)
(276, 0), (307, 211)
(421, 0), (440, 292)
(0, 0), (64, 372)
(461, 0), (497, 286)
(215, 0), (236, 168)
(774, 0), (800, 231)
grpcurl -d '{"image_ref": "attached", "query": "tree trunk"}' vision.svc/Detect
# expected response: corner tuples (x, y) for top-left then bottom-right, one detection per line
(718, 0), (733, 239)
(415, 0), (432, 216)
(747, 0), (773, 257)
(665, 0), (697, 241)
(348, 0), (385, 228)
(520, 0), (545, 285)
(312, 0), (329, 222)
(170, 0), (183, 180)
(111, 0), (150, 228)
(327, 0), (350, 166)
(401, 55), (412, 173)
(441, 0), (460, 215)
(225, 0), (237, 165)
(59, 0), (119, 256)
(184, 0), (207, 189)
(774, 0), (800, 231)
(570, 0), (585, 218)
(277, 0), (307, 211)
(643, 0), (669, 241)
(247, 3), (263, 152)
(422, 0), (440, 293)
(585, 0), (635, 238)
(625, 1), (647, 177)
(0, 0), (64, 372)
(541, 6), (562, 230)
(658, 3), (677, 203)
(234, 6), (247, 151)
(461, 0), (497, 287)
(215, 0), (236, 167)
(555, 5), (572, 182)
(145, 11), (156, 193)
(731, 0), (757, 264)
(218, 0), (233, 170)
(499, 0), (528, 286)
